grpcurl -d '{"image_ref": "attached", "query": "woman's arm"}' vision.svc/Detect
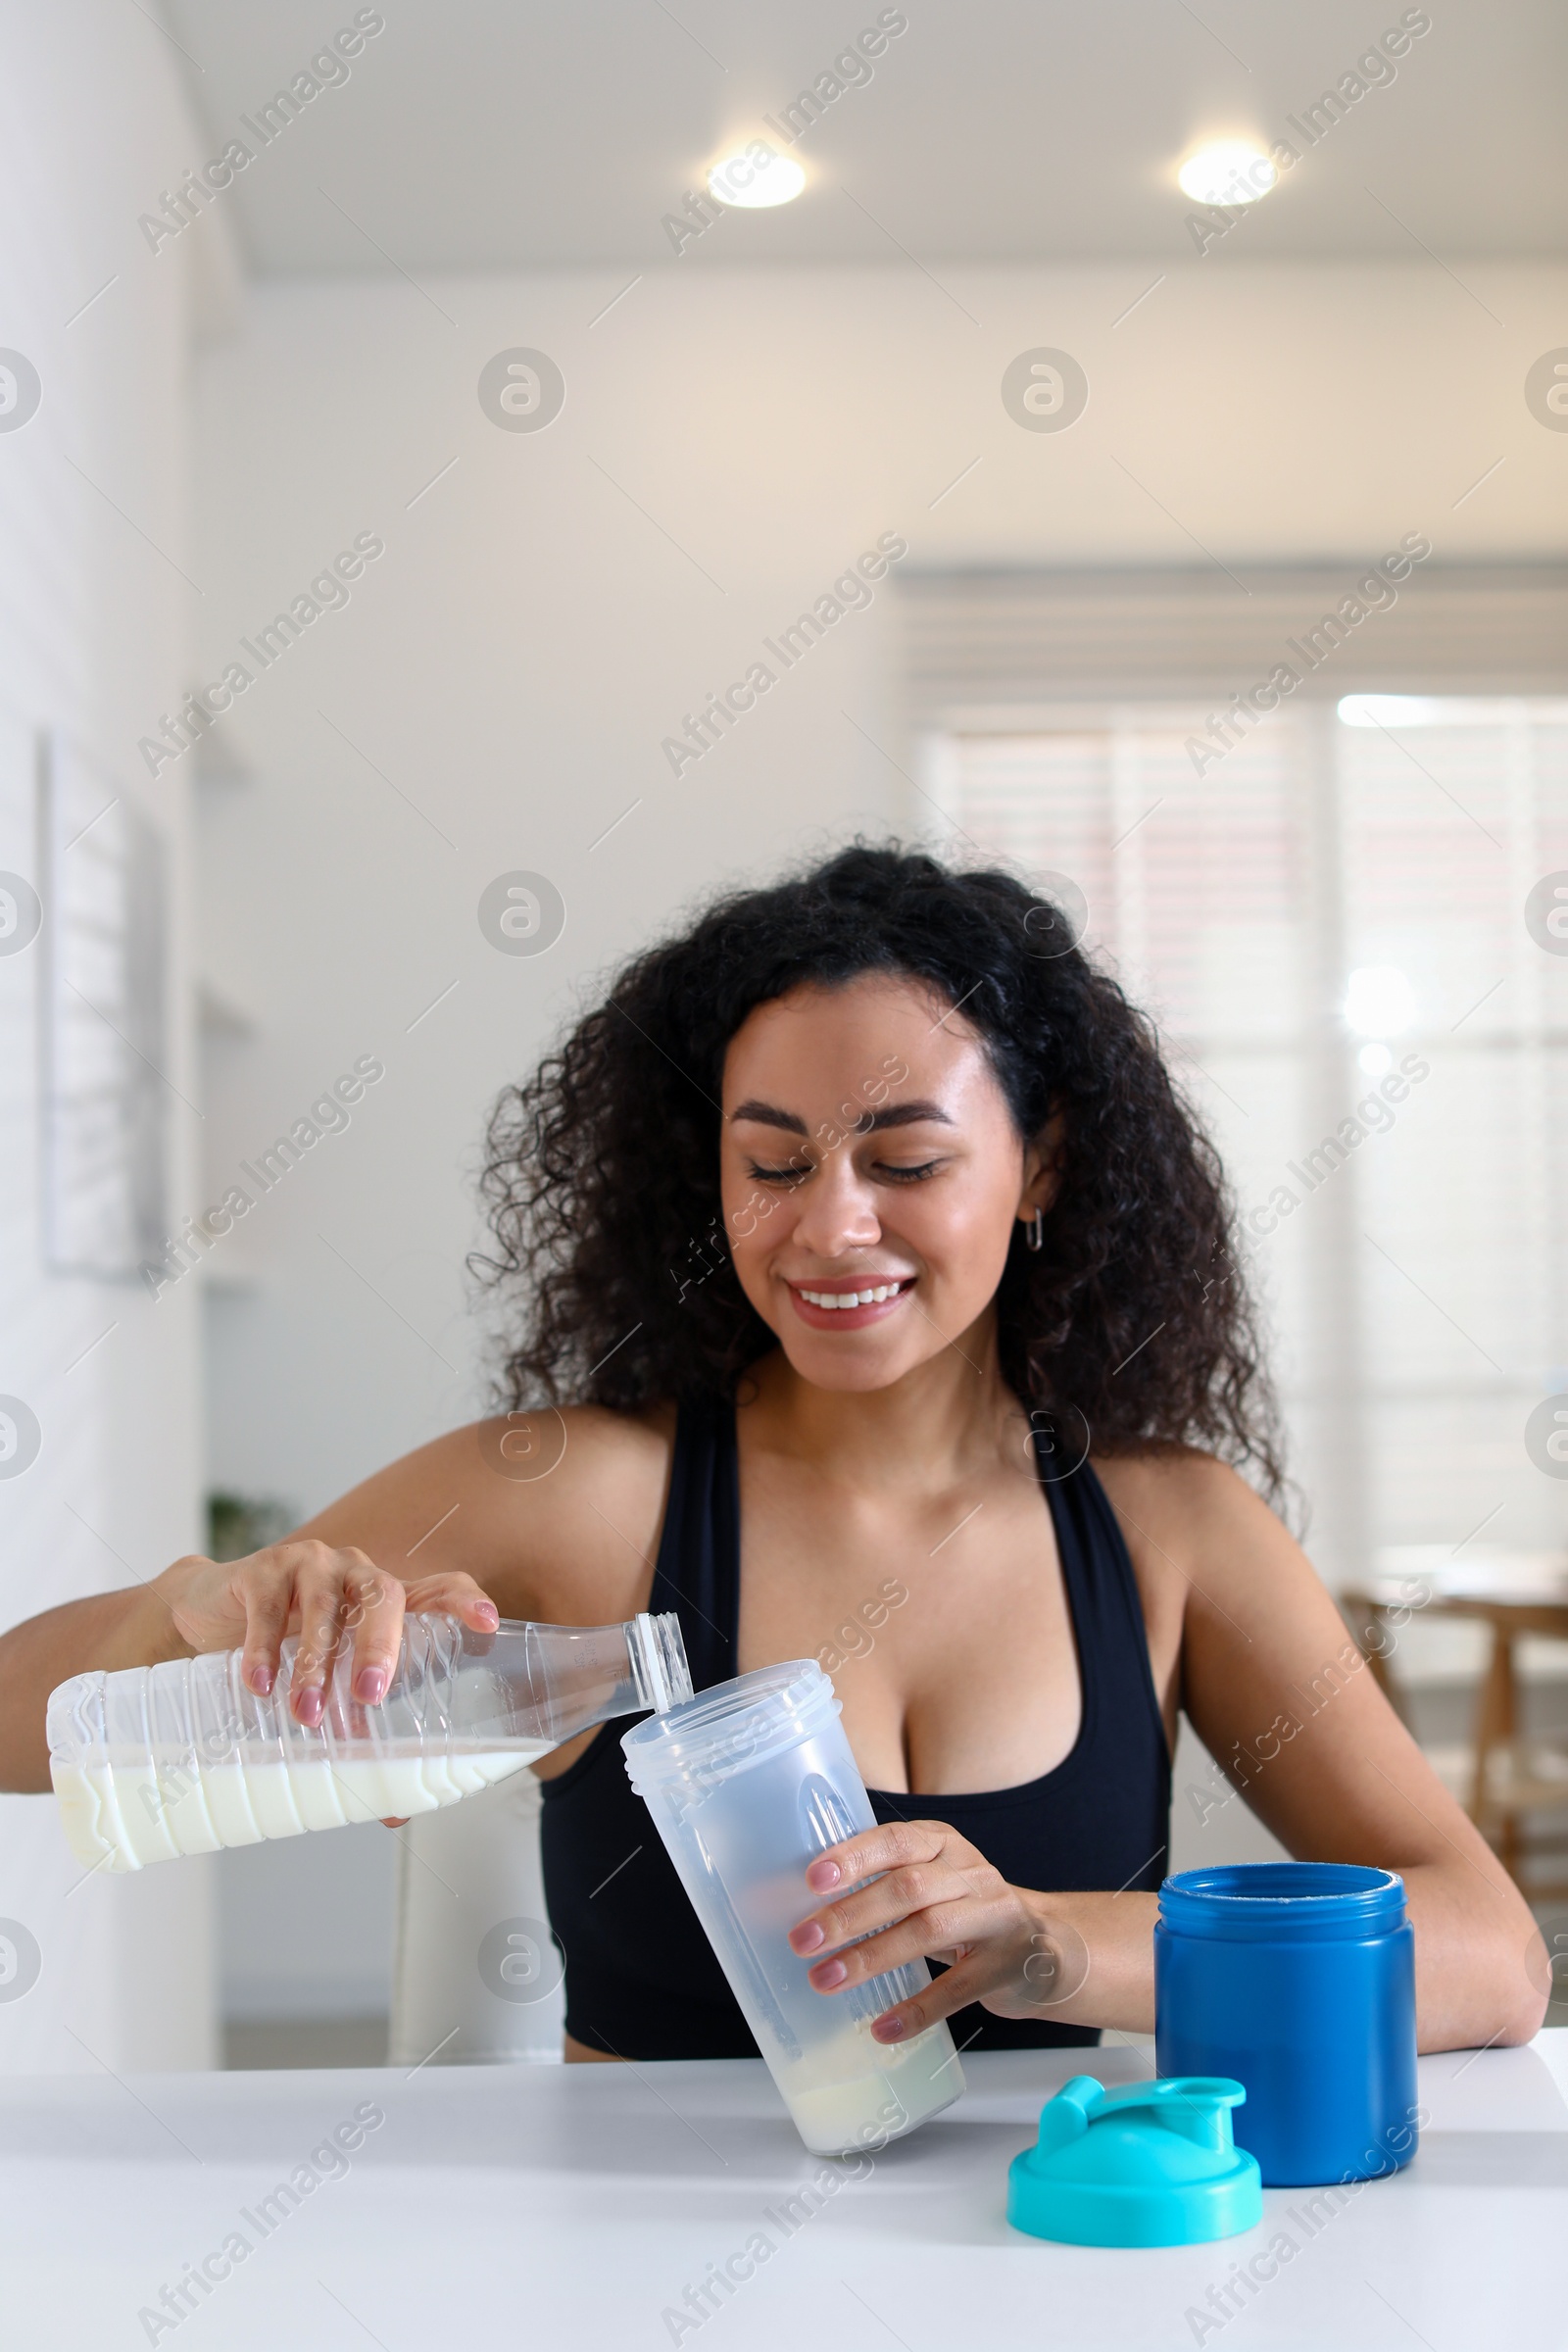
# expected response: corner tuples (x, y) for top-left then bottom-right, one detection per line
(0, 1581), (196, 1791)
(0, 1542), (503, 1793)
(0, 1405), (670, 1793)
(1140, 1452), (1545, 2050)
(784, 1451), (1548, 2054)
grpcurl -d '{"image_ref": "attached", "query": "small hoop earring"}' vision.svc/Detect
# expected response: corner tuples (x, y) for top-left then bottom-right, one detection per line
(1025, 1209), (1045, 1252)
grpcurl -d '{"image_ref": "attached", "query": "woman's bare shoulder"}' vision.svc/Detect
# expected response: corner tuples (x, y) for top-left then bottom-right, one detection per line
(296, 1400), (678, 1619)
(1090, 1445), (1290, 1650)
(1092, 1443), (1270, 1539)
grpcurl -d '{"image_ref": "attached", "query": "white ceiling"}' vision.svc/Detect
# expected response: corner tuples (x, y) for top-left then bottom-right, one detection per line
(164, 0), (1566, 274)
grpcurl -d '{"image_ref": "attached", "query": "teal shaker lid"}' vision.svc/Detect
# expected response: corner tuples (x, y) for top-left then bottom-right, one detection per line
(1006, 2075), (1263, 2247)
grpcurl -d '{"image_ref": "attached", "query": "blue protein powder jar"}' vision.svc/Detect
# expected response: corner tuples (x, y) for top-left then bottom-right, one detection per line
(1154, 1863), (1419, 2188)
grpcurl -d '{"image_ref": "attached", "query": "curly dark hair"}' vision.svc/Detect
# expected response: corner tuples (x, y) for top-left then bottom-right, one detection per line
(474, 842), (1286, 1503)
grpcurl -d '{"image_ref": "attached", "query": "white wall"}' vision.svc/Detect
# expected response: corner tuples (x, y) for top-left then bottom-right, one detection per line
(195, 256), (1565, 1514)
(189, 255), (1562, 2029)
(0, 10), (227, 2067)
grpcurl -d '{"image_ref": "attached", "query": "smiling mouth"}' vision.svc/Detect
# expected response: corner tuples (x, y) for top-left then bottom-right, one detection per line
(790, 1278), (916, 1310)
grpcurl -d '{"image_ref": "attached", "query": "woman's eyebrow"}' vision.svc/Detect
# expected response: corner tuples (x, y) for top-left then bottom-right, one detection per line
(729, 1098), (955, 1133)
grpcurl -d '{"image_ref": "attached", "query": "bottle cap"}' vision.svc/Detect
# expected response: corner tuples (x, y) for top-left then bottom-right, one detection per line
(1006, 2074), (1263, 2247)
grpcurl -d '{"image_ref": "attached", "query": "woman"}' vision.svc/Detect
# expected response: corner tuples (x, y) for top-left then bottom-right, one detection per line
(1, 845), (1544, 2056)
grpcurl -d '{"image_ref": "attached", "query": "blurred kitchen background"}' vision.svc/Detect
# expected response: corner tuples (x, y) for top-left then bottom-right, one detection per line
(1, 0), (1566, 2074)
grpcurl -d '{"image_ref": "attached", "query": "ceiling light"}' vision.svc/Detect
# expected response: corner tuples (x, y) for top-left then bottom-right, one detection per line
(1177, 142), (1278, 206)
(707, 148), (806, 209)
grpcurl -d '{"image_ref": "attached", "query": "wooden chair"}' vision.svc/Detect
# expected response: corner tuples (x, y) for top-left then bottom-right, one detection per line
(1344, 1564), (1568, 1900)
(388, 1766), (564, 2068)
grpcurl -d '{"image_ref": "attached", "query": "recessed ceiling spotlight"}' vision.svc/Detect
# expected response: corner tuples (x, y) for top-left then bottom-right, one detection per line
(707, 146), (806, 209)
(1177, 141), (1278, 206)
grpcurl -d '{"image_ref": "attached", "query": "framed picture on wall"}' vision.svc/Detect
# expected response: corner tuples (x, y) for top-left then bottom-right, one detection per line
(36, 731), (170, 1278)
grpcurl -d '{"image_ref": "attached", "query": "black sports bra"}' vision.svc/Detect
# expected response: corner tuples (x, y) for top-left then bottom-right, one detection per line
(540, 1399), (1171, 2056)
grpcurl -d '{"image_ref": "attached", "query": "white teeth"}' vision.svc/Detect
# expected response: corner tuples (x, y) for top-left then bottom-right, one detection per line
(798, 1282), (907, 1309)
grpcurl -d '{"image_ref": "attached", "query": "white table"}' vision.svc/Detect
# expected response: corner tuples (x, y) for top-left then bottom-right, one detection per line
(5, 2035), (1567, 2350)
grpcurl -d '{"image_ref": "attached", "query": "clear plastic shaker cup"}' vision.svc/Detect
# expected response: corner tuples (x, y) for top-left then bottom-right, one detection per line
(622, 1658), (965, 2156)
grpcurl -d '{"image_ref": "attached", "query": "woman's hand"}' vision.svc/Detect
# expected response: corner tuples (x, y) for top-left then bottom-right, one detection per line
(153, 1542), (500, 1726)
(787, 1818), (1100, 2040)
